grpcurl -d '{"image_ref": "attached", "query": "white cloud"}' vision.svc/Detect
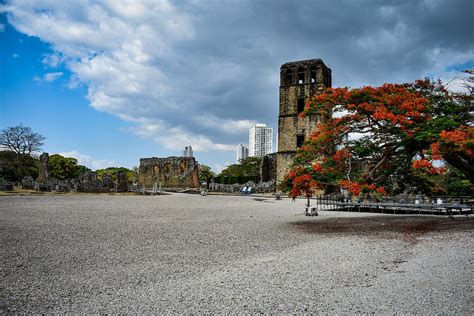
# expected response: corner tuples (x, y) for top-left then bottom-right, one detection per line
(4, 0), (473, 160)
(34, 72), (64, 82)
(192, 114), (256, 135)
(3, 1), (244, 152)
(212, 161), (232, 174)
(12, 53), (19, 58)
(44, 72), (63, 82)
(42, 53), (66, 67)
(160, 126), (235, 152)
(59, 150), (116, 170)
(126, 118), (236, 152)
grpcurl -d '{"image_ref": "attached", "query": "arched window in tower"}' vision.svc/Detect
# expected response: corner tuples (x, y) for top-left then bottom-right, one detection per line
(296, 135), (305, 148)
(297, 98), (305, 113)
(285, 69), (293, 86)
(310, 67), (317, 83)
(298, 67), (305, 84)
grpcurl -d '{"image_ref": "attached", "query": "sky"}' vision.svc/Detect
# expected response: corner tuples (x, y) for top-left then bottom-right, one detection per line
(0, 0), (473, 173)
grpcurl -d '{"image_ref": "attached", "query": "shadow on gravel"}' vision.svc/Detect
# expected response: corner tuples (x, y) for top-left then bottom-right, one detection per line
(290, 216), (473, 241)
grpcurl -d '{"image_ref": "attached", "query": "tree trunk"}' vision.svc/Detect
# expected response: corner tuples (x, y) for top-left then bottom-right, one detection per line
(443, 152), (474, 183)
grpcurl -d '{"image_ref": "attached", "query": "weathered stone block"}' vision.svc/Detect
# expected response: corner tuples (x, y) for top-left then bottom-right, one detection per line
(0, 182), (14, 191)
(36, 152), (49, 184)
(21, 176), (35, 189)
(116, 171), (128, 192)
(138, 156), (199, 189)
(55, 184), (69, 192)
(37, 183), (51, 192)
(261, 153), (277, 182)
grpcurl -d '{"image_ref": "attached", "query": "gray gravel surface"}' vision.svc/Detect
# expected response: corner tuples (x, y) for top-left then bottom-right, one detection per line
(1, 193), (472, 313)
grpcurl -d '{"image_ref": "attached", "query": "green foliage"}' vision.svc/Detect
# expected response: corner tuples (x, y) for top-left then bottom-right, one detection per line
(0, 124), (45, 180)
(95, 167), (135, 182)
(49, 154), (90, 180)
(0, 150), (38, 182)
(219, 157), (262, 178)
(49, 154), (90, 179)
(405, 79), (473, 182)
(213, 175), (258, 184)
(442, 167), (472, 196)
(199, 164), (215, 182)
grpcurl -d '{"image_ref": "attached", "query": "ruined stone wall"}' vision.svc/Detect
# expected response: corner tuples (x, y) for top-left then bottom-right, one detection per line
(260, 153), (277, 182)
(276, 59), (332, 187)
(138, 156), (199, 189)
(276, 152), (296, 188)
(17, 152), (131, 193)
(36, 152), (49, 184)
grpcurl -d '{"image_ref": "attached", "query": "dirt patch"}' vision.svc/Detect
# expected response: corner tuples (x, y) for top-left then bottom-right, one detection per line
(289, 216), (474, 241)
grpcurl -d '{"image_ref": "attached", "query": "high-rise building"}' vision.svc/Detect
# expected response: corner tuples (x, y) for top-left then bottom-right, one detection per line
(183, 145), (193, 157)
(249, 124), (273, 158)
(236, 144), (249, 163)
(276, 59), (332, 186)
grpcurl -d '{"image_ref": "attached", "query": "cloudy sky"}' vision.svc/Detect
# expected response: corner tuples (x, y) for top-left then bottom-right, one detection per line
(1, 0), (473, 172)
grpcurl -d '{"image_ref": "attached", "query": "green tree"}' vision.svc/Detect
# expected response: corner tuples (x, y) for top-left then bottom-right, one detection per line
(219, 157), (262, 177)
(282, 79), (473, 198)
(95, 167), (133, 182)
(0, 150), (38, 182)
(219, 164), (243, 177)
(199, 164), (215, 189)
(442, 167), (471, 196)
(241, 156), (262, 177)
(49, 154), (90, 179)
(0, 124), (45, 181)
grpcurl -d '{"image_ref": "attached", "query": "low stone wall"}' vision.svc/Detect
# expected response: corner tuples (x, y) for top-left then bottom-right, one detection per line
(208, 180), (276, 194)
(0, 181), (14, 191)
(21, 176), (35, 189)
(9, 171), (131, 193)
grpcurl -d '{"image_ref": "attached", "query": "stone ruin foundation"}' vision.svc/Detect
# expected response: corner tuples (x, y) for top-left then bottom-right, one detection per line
(208, 180), (276, 194)
(0, 152), (132, 193)
(260, 153), (277, 182)
(21, 176), (35, 189)
(36, 152), (49, 184)
(116, 171), (128, 192)
(138, 156), (199, 190)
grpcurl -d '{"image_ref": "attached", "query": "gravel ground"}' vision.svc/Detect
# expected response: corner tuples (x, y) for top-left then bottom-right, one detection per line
(1, 193), (472, 313)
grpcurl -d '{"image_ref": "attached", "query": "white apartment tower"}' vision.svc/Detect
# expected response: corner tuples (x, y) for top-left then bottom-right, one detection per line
(183, 145), (193, 157)
(249, 124), (273, 157)
(236, 144), (249, 163)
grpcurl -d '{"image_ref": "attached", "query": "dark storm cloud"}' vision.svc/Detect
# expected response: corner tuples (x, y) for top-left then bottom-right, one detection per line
(5, 0), (473, 151)
(162, 0), (473, 142)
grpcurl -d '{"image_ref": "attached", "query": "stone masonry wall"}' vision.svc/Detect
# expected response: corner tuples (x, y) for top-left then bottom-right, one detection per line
(276, 59), (332, 187)
(260, 153), (277, 182)
(138, 156), (199, 189)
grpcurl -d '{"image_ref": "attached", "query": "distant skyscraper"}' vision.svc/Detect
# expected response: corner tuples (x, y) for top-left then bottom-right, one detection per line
(249, 124), (273, 157)
(236, 144), (249, 163)
(183, 145), (193, 157)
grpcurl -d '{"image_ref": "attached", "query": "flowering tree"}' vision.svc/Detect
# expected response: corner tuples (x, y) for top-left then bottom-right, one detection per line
(281, 79), (473, 197)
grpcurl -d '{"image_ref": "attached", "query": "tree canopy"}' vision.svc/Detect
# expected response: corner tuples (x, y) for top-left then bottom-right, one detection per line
(219, 156), (262, 178)
(0, 124), (46, 156)
(0, 124), (46, 181)
(199, 164), (215, 181)
(281, 79), (473, 198)
(0, 150), (38, 182)
(95, 167), (135, 182)
(49, 154), (90, 180)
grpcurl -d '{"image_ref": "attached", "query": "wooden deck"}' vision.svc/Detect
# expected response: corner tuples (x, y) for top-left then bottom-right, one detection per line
(307, 196), (473, 217)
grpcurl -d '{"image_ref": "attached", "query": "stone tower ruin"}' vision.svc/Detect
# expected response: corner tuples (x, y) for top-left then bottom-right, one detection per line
(276, 59), (332, 187)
